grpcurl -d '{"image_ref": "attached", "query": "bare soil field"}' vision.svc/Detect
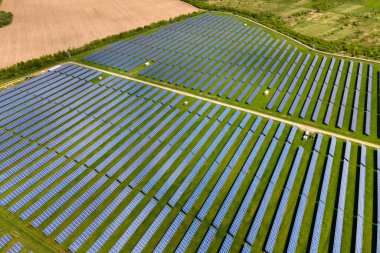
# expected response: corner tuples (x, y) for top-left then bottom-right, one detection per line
(0, 0), (197, 68)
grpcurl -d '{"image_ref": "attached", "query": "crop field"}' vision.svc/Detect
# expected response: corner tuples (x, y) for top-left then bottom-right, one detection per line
(0, 63), (379, 253)
(82, 13), (380, 144)
(207, 0), (380, 46)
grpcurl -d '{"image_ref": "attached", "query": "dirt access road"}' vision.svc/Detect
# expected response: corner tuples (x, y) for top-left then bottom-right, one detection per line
(0, 0), (197, 68)
(72, 61), (380, 149)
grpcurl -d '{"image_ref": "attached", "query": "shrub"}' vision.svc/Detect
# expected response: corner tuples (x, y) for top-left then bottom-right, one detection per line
(0, 11), (12, 28)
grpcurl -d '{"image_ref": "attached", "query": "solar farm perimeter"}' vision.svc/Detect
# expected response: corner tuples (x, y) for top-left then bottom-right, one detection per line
(0, 12), (380, 253)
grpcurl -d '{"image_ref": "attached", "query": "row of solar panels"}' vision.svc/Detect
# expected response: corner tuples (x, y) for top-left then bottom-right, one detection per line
(59, 102), (254, 249)
(143, 34), (276, 100)
(84, 14), (248, 71)
(269, 57), (374, 135)
(0, 234), (24, 253)
(84, 14), (295, 104)
(1, 65), (379, 252)
(83, 13), (377, 138)
(84, 15), (246, 71)
(1, 69), (265, 252)
(1, 73), (300, 252)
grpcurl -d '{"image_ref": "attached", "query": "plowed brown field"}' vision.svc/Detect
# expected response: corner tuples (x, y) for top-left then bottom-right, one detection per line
(0, 0), (197, 68)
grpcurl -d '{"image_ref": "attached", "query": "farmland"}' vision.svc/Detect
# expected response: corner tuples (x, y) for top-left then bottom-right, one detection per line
(1, 9), (380, 253)
(208, 0), (380, 46)
(0, 0), (197, 68)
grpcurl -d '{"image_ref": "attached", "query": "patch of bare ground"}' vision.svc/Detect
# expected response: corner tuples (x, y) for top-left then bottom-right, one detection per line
(0, 0), (198, 68)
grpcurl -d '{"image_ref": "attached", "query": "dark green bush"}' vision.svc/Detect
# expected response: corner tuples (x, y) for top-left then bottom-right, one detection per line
(0, 11), (12, 28)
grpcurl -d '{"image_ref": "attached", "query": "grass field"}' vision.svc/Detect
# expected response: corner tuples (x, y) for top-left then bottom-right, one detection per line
(208, 0), (380, 46)
(1, 11), (380, 253)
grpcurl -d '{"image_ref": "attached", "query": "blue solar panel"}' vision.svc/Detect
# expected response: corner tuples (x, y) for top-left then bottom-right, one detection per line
(8, 242), (23, 253)
(267, 91), (281, 110)
(355, 146), (366, 252)
(31, 171), (97, 228)
(247, 143), (301, 245)
(310, 139), (335, 252)
(44, 176), (108, 236)
(196, 119), (254, 221)
(110, 199), (158, 252)
(55, 181), (119, 244)
(86, 192), (145, 252)
(154, 119), (219, 200)
(299, 97), (311, 118)
(364, 110), (371, 136)
(197, 227), (217, 252)
(219, 235), (234, 253)
(154, 212), (185, 252)
(169, 117), (236, 208)
(336, 105), (345, 129)
(262, 119), (274, 136)
(288, 95), (301, 116)
(69, 187), (132, 252)
(311, 100), (323, 122)
(286, 126), (298, 144)
(333, 209), (345, 252)
(175, 219), (201, 253)
(288, 195), (308, 253)
(329, 137), (337, 156)
(314, 134), (323, 152)
(350, 108), (358, 132)
(0, 234), (12, 249)
(366, 92), (372, 112)
(266, 148), (304, 253)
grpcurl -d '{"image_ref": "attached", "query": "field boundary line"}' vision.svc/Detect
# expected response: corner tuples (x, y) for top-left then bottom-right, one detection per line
(71, 61), (380, 149)
(211, 10), (380, 65)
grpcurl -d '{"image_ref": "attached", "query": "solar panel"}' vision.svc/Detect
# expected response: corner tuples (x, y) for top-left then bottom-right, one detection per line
(249, 144), (302, 245)
(69, 187), (132, 252)
(87, 193), (145, 252)
(219, 234), (234, 253)
(31, 171), (97, 228)
(175, 219), (201, 253)
(310, 140), (335, 252)
(154, 212), (185, 252)
(350, 108), (358, 132)
(266, 148), (304, 253)
(197, 120), (254, 221)
(311, 100), (322, 122)
(110, 199), (158, 252)
(0, 234), (12, 249)
(7, 242), (23, 253)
